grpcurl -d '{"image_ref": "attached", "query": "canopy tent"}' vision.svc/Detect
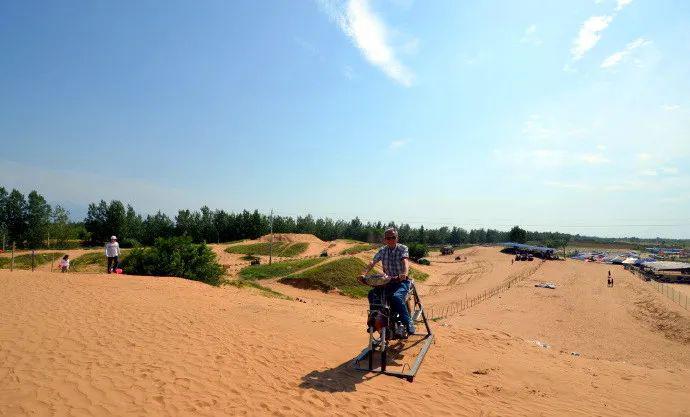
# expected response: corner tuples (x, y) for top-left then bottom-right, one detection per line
(641, 261), (690, 273)
(621, 257), (638, 265)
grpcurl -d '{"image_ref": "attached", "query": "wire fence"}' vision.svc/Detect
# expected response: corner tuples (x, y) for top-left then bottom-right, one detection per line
(626, 267), (689, 311)
(424, 260), (545, 320)
(647, 279), (689, 311)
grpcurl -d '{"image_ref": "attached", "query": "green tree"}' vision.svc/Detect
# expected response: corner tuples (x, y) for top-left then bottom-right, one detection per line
(25, 191), (52, 249)
(50, 204), (71, 247)
(508, 226), (527, 244)
(141, 211), (175, 245)
(84, 200), (108, 244)
(5, 189), (28, 246)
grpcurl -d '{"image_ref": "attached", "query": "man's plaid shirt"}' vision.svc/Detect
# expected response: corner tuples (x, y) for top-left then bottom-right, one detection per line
(373, 244), (409, 276)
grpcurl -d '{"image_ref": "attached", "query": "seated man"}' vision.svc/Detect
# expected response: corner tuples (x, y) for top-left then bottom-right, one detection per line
(360, 228), (415, 335)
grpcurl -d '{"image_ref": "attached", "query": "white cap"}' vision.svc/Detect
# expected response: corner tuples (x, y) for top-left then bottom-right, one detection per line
(111, 236), (117, 240)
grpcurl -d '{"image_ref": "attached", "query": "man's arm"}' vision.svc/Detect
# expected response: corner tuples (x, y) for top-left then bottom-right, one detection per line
(359, 259), (380, 283)
(401, 257), (410, 279)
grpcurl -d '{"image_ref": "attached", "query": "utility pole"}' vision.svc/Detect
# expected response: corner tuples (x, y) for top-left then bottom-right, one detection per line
(49, 230), (53, 272)
(269, 209), (274, 265)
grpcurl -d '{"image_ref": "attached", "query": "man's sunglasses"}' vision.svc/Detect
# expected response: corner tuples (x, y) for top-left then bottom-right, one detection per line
(384, 236), (397, 240)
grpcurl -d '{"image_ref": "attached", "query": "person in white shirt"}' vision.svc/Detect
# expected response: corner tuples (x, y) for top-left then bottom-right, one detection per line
(59, 254), (70, 273)
(105, 235), (120, 274)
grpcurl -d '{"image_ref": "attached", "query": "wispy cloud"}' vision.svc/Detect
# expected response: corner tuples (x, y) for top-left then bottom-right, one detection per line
(636, 152), (653, 161)
(661, 166), (679, 175)
(389, 139), (408, 149)
(318, 0), (414, 86)
(569, 0), (631, 63)
(544, 180), (589, 190)
(580, 153), (610, 164)
(662, 104), (681, 111)
(601, 37), (650, 68)
(571, 15), (613, 61)
(640, 169), (658, 176)
(615, 0), (633, 11)
(520, 24), (542, 46)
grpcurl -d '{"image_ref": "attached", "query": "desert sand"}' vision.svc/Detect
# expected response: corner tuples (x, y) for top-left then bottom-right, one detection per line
(1, 246), (689, 416)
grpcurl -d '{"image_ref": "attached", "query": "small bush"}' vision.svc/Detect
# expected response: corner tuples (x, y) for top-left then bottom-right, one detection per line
(416, 258), (431, 266)
(408, 243), (429, 260)
(122, 236), (224, 285)
(409, 267), (429, 282)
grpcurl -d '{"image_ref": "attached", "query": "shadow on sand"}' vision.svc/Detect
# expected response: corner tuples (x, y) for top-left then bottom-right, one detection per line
(300, 342), (417, 393)
(300, 354), (378, 393)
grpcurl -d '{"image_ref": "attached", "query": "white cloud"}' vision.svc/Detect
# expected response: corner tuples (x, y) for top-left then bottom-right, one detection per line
(580, 153), (611, 164)
(615, 0), (632, 11)
(569, 0), (632, 64)
(661, 166), (679, 175)
(636, 152), (653, 161)
(389, 139), (408, 149)
(601, 37), (650, 68)
(662, 104), (681, 111)
(544, 181), (589, 190)
(571, 15), (613, 61)
(319, 0), (414, 86)
(520, 24), (542, 46)
(596, 144), (607, 151)
(640, 169), (658, 176)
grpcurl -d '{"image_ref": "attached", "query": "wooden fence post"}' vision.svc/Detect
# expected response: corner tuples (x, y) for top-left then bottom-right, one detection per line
(10, 242), (15, 271)
(31, 250), (35, 272)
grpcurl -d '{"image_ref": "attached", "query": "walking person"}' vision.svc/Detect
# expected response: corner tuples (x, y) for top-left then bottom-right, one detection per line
(105, 236), (120, 274)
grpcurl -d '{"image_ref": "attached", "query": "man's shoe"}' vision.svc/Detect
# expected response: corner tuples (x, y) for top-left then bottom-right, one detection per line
(407, 323), (416, 335)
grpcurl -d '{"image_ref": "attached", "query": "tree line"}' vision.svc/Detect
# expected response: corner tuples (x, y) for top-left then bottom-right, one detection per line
(0, 186), (78, 249)
(2, 185), (676, 251)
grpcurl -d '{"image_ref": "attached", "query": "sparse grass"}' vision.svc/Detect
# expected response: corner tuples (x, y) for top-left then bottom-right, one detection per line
(340, 243), (377, 255)
(239, 257), (325, 280)
(279, 242), (309, 257)
(225, 242), (308, 257)
(70, 250), (131, 272)
(225, 242), (285, 255)
(224, 279), (292, 300)
(409, 267), (429, 282)
(0, 252), (66, 270)
(279, 256), (370, 298)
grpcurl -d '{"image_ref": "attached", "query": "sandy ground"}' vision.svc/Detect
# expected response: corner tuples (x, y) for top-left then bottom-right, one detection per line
(1, 248), (689, 417)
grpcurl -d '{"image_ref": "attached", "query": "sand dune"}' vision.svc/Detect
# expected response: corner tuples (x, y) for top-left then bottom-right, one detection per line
(1, 247), (689, 416)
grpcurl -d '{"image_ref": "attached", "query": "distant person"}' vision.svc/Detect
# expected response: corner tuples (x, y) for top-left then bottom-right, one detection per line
(59, 255), (70, 273)
(105, 236), (120, 274)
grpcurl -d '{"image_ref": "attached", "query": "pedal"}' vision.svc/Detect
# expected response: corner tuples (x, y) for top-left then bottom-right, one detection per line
(412, 308), (423, 322)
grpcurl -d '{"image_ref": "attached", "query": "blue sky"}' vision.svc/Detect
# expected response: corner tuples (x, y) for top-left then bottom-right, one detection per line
(1, 0), (689, 238)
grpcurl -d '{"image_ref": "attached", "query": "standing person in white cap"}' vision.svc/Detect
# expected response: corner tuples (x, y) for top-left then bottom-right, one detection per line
(105, 236), (120, 274)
